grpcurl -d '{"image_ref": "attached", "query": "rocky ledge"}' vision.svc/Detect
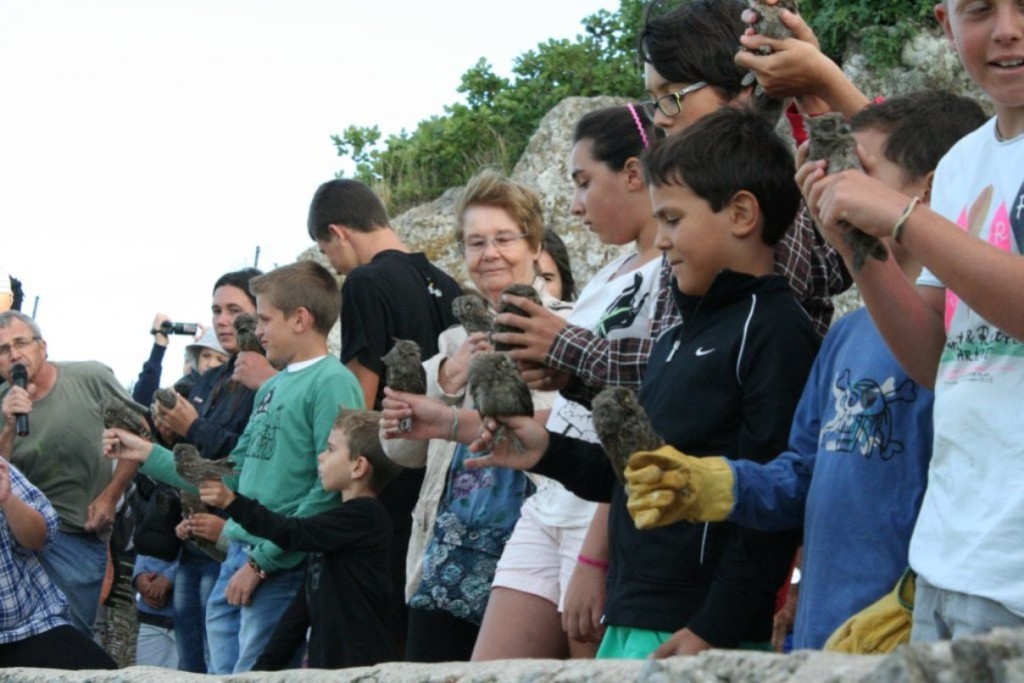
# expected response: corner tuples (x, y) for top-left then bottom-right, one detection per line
(6, 626), (1024, 683)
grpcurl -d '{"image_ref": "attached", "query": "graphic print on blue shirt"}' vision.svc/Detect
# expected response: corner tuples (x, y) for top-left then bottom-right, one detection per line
(821, 369), (916, 460)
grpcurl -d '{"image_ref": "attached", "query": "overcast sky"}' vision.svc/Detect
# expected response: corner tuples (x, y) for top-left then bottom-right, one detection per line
(0, 0), (620, 386)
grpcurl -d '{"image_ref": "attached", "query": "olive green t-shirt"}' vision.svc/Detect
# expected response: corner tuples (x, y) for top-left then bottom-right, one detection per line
(2, 361), (132, 531)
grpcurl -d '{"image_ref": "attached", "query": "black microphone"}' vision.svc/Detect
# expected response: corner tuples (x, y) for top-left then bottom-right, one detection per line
(11, 363), (29, 437)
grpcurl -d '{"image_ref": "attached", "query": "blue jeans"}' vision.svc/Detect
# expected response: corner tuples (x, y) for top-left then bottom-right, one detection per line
(37, 530), (107, 637)
(174, 553), (219, 673)
(136, 623), (178, 668)
(205, 541), (304, 674)
(911, 575), (1024, 642)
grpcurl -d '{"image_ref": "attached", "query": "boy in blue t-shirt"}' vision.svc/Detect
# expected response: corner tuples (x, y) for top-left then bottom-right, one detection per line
(625, 91), (988, 650)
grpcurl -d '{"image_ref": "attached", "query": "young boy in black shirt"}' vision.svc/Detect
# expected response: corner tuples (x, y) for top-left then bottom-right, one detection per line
(199, 409), (400, 669)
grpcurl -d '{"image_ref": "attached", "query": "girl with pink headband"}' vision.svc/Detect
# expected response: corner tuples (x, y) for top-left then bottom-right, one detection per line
(471, 104), (662, 661)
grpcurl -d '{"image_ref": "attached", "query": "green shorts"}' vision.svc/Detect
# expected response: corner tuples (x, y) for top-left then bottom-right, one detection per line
(596, 625), (673, 659)
(596, 625), (773, 659)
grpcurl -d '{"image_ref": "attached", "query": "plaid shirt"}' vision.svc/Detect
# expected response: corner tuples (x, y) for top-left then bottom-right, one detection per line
(548, 206), (850, 403)
(0, 465), (67, 644)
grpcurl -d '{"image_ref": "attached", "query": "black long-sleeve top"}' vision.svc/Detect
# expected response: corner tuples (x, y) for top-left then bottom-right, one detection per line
(532, 271), (816, 646)
(225, 493), (396, 670)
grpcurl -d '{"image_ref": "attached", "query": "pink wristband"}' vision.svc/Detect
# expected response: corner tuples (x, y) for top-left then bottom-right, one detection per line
(577, 553), (610, 571)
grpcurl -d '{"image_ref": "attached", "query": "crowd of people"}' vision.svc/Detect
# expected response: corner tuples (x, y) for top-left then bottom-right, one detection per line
(1, 0), (1023, 672)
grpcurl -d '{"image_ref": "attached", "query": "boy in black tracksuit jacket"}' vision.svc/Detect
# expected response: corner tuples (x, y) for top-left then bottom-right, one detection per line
(199, 409), (402, 669)
(466, 107), (819, 656)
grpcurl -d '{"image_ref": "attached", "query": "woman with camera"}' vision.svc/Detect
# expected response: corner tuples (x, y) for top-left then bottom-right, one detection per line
(132, 267), (268, 673)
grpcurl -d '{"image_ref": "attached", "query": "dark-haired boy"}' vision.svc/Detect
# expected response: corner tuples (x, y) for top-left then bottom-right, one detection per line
(103, 261), (365, 673)
(308, 179), (462, 653)
(626, 91), (989, 651)
(307, 178), (462, 409)
(465, 106), (818, 658)
(200, 409), (400, 669)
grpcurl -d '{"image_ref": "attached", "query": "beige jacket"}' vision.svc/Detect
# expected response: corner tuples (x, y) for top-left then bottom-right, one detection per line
(382, 281), (571, 599)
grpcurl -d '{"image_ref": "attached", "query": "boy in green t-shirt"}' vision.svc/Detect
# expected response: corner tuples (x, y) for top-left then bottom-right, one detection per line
(104, 261), (364, 674)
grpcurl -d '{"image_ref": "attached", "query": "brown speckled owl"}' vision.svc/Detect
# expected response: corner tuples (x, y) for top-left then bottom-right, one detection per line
(382, 339), (427, 432)
(592, 387), (663, 484)
(750, 0), (799, 55)
(468, 353), (534, 453)
(178, 490), (227, 562)
(173, 443), (238, 487)
(153, 387), (178, 410)
(101, 396), (152, 441)
(233, 313), (264, 354)
(452, 290), (494, 335)
(807, 113), (889, 272)
(493, 284), (542, 352)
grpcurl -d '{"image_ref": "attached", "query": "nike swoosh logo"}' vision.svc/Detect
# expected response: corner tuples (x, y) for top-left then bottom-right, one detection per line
(695, 347), (715, 357)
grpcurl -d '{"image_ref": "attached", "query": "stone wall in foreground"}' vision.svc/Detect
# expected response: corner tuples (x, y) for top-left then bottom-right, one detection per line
(6, 625), (1024, 683)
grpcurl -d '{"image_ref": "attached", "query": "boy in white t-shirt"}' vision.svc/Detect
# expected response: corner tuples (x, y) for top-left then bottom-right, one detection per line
(797, 0), (1024, 641)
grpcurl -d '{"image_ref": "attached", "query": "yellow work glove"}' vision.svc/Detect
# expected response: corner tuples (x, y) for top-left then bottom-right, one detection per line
(824, 569), (915, 654)
(624, 446), (735, 530)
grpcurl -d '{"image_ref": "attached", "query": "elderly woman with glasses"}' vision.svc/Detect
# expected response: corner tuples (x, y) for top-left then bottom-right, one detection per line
(380, 169), (572, 663)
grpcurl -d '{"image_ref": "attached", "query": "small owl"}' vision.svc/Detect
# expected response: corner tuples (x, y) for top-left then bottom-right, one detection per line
(382, 339), (427, 432)
(101, 396), (152, 440)
(468, 353), (534, 453)
(452, 291), (494, 335)
(749, 0), (799, 55)
(153, 387), (178, 410)
(178, 490), (227, 563)
(592, 387), (663, 484)
(807, 113), (889, 272)
(493, 284), (543, 352)
(173, 443), (238, 488)
(233, 313), (264, 354)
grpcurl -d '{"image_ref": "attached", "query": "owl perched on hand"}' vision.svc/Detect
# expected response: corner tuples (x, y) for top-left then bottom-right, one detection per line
(173, 443), (238, 488)
(153, 387), (178, 410)
(807, 113), (889, 272)
(382, 339), (427, 432)
(178, 490), (227, 563)
(749, 0), (799, 54)
(382, 340), (427, 395)
(233, 313), (264, 354)
(592, 387), (663, 484)
(101, 396), (152, 440)
(468, 353), (533, 453)
(452, 291), (494, 335)
(493, 284), (542, 352)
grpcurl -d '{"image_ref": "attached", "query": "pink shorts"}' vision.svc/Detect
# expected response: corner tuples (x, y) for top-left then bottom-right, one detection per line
(491, 505), (589, 610)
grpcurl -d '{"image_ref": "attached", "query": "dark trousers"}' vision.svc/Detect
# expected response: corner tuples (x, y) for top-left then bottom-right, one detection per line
(0, 625), (117, 669)
(405, 607), (479, 662)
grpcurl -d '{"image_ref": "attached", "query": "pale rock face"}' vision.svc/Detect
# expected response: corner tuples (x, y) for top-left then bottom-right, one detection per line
(845, 31), (990, 114)
(388, 95), (633, 293)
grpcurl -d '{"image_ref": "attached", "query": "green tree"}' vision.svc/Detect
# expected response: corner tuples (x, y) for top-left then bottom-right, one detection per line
(333, 0), (646, 214)
(333, 0), (937, 214)
(800, 0), (936, 68)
